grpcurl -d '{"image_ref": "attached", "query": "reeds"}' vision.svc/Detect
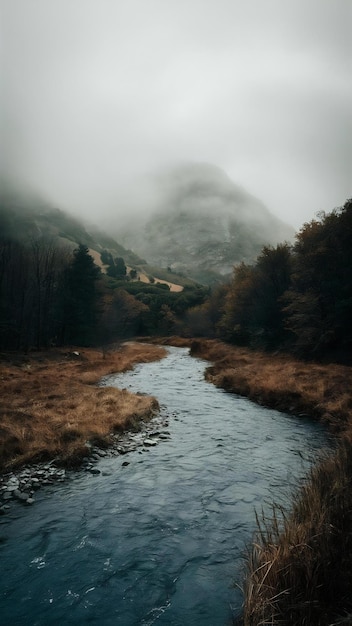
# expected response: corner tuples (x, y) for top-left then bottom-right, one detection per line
(242, 444), (352, 625)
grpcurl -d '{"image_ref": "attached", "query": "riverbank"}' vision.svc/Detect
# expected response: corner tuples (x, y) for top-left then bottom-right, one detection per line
(2, 337), (352, 622)
(189, 339), (352, 433)
(0, 342), (166, 472)
(185, 339), (352, 625)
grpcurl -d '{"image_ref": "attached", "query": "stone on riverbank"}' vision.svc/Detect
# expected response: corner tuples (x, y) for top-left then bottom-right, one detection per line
(0, 412), (171, 514)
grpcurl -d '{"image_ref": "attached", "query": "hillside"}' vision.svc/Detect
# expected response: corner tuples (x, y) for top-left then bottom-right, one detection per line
(119, 163), (295, 284)
(0, 166), (295, 289)
(0, 183), (143, 265)
(0, 182), (211, 349)
(0, 183), (194, 291)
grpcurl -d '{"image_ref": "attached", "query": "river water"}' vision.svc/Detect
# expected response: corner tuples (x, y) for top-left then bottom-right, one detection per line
(0, 346), (329, 625)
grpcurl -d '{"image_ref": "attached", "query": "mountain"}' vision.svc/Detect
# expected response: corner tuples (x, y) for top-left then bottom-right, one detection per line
(0, 181), (197, 291)
(118, 163), (295, 284)
(0, 164), (295, 288)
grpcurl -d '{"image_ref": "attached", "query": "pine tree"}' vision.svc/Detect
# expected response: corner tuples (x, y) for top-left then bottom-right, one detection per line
(61, 244), (101, 345)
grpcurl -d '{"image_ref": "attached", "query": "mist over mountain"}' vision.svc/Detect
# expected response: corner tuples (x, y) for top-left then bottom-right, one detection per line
(118, 163), (295, 284)
(1, 163), (295, 286)
(0, 181), (143, 266)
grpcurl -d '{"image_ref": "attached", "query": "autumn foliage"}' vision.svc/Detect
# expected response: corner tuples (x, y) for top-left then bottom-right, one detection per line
(192, 200), (352, 363)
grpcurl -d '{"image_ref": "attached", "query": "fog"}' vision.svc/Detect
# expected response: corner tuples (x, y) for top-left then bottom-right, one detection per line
(1, 0), (351, 229)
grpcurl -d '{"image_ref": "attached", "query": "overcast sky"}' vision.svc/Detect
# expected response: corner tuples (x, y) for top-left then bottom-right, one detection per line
(1, 0), (351, 228)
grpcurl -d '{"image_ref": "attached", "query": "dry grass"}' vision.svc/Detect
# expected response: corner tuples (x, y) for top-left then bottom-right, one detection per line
(144, 335), (193, 348)
(190, 339), (352, 433)
(187, 340), (352, 625)
(3, 335), (352, 622)
(241, 444), (352, 625)
(0, 342), (166, 470)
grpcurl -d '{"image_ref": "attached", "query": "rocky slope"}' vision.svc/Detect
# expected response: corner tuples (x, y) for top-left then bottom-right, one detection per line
(119, 163), (295, 284)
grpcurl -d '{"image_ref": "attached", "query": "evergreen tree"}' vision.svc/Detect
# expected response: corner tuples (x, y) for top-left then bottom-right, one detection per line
(114, 257), (126, 277)
(283, 200), (352, 357)
(61, 244), (101, 345)
(106, 256), (126, 278)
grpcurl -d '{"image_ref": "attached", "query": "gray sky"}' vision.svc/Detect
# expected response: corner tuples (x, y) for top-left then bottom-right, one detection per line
(1, 0), (351, 228)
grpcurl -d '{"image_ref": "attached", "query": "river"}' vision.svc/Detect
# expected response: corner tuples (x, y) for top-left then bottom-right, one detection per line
(0, 346), (329, 625)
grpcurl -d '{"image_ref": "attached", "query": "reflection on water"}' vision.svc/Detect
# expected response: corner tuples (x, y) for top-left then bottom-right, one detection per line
(0, 347), (329, 625)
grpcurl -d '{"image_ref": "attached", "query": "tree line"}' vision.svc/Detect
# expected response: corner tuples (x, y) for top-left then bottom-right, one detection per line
(0, 241), (96, 349)
(187, 200), (352, 362)
(2, 199), (350, 360)
(0, 238), (209, 350)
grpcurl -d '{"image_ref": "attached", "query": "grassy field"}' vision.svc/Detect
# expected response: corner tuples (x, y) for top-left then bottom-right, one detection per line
(0, 342), (166, 471)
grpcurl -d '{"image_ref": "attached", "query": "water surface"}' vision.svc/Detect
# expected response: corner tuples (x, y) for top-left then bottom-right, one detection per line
(0, 346), (329, 625)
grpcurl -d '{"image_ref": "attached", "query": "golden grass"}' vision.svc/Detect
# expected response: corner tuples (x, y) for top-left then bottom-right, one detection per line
(186, 340), (352, 625)
(240, 444), (352, 625)
(190, 339), (352, 432)
(143, 335), (193, 348)
(0, 342), (166, 470)
(3, 335), (352, 622)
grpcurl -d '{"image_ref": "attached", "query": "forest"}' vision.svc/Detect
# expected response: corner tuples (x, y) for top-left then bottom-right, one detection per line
(0, 198), (351, 364)
(187, 199), (352, 363)
(0, 237), (208, 350)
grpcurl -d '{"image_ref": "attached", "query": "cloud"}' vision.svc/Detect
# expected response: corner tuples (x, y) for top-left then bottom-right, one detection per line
(1, 0), (351, 228)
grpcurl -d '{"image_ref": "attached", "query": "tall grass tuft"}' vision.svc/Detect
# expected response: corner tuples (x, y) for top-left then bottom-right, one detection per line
(242, 444), (352, 624)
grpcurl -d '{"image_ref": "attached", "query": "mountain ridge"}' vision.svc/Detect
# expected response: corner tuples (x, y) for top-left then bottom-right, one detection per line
(0, 183), (196, 290)
(1, 164), (295, 286)
(118, 163), (295, 284)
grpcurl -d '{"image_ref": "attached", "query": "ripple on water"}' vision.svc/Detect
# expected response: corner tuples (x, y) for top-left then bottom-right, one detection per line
(0, 346), (330, 626)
